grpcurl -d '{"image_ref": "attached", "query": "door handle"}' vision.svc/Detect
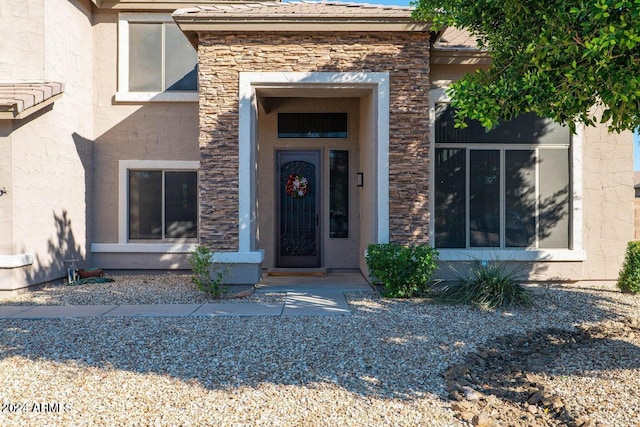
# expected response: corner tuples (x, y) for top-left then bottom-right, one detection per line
(316, 215), (319, 227)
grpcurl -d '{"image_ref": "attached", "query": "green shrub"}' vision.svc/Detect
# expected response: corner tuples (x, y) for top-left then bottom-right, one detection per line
(617, 241), (640, 293)
(433, 261), (532, 310)
(365, 243), (439, 298)
(189, 245), (231, 298)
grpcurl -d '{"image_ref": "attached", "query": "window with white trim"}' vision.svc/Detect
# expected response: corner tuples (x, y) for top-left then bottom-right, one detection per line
(118, 13), (197, 102)
(434, 103), (571, 250)
(128, 169), (198, 240)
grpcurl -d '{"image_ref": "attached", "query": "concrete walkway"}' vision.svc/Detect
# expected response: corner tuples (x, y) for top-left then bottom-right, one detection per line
(0, 272), (375, 320)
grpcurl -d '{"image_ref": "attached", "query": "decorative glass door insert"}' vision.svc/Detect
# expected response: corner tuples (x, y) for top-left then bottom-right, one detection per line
(276, 151), (321, 268)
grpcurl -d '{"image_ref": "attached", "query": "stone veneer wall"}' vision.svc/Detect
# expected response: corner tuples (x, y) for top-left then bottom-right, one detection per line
(197, 32), (431, 250)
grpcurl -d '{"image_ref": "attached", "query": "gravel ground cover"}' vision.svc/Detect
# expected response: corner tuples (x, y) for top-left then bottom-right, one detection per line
(1, 273), (285, 305)
(0, 277), (639, 426)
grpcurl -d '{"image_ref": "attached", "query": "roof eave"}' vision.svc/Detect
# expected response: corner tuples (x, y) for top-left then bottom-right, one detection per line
(430, 48), (490, 65)
(91, 0), (250, 10)
(174, 18), (431, 33)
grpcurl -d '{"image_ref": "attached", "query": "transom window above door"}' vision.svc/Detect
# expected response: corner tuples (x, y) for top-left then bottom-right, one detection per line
(278, 113), (348, 138)
(117, 13), (198, 102)
(434, 103), (572, 250)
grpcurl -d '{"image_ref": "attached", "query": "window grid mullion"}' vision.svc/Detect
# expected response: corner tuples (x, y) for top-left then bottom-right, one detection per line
(161, 170), (166, 240)
(534, 148), (540, 249)
(161, 23), (166, 91)
(465, 147), (471, 249)
(500, 149), (505, 249)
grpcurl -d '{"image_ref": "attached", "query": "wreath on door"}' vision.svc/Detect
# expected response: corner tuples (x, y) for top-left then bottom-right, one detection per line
(285, 174), (309, 198)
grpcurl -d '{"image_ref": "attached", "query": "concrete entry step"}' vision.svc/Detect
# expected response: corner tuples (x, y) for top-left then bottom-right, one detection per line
(256, 272), (373, 292)
(267, 268), (327, 276)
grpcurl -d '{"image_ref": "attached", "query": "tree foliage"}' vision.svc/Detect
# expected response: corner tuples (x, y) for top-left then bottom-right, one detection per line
(413, 0), (640, 133)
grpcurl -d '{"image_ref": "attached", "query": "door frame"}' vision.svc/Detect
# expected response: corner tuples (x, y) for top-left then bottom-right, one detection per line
(275, 149), (322, 268)
(238, 72), (391, 274)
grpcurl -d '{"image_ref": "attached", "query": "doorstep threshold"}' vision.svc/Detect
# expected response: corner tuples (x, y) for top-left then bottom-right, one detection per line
(267, 268), (327, 277)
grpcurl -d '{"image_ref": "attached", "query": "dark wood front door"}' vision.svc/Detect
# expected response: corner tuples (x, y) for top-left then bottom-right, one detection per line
(276, 150), (321, 268)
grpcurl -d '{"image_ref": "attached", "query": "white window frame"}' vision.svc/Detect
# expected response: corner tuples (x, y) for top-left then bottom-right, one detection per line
(429, 88), (585, 262)
(119, 160), (199, 246)
(117, 13), (198, 103)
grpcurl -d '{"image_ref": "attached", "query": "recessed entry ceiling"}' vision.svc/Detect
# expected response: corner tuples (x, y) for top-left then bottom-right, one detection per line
(256, 87), (371, 114)
(255, 87), (372, 98)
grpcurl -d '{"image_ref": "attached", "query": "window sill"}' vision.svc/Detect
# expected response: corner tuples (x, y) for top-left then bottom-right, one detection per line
(92, 243), (197, 253)
(0, 254), (34, 269)
(115, 92), (198, 103)
(91, 244), (265, 264)
(437, 249), (587, 262)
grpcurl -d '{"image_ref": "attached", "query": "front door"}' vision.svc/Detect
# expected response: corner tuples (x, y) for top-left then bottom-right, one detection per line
(276, 150), (321, 268)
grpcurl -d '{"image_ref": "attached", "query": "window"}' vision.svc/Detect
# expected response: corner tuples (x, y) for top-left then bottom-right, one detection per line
(128, 169), (198, 240)
(278, 113), (348, 138)
(434, 103), (571, 250)
(329, 150), (349, 238)
(118, 13), (198, 102)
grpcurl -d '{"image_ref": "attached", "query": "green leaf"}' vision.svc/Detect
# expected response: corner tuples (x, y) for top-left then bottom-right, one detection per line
(414, 0), (640, 132)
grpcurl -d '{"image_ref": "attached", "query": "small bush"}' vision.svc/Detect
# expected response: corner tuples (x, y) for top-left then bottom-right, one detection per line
(189, 245), (231, 298)
(617, 241), (640, 293)
(365, 243), (439, 298)
(433, 261), (532, 310)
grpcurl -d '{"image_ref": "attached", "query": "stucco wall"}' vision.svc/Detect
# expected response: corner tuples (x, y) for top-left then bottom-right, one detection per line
(0, 0), (45, 81)
(0, 124), (13, 256)
(197, 32), (431, 252)
(91, 9), (199, 246)
(1, 0), (95, 291)
(581, 126), (634, 280)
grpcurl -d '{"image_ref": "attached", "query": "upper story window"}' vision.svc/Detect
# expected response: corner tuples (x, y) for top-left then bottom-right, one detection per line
(117, 13), (198, 102)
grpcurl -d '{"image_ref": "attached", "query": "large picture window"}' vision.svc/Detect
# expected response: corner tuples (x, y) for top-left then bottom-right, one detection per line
(434, 104), (571, 250)
(118, 14), (198, 102)
(128, 170), (198, 240)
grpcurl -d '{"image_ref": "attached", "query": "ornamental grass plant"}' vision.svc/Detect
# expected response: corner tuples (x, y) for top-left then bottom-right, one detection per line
(433, 260), (532, 310)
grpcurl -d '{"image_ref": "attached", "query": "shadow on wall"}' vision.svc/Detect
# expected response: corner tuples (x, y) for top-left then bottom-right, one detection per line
(21, 210), (83, 286)
(72, 132), (94, 266)
(15, 132), (93, 288)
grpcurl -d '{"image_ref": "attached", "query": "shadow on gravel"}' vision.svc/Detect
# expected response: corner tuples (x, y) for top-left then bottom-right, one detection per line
(444, 317), (640, 426)
(0, 286), (637, 424)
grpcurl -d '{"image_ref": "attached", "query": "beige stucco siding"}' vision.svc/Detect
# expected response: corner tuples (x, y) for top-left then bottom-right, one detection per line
(524, 127), (633, 282)
(0, 124), (13, 256)
(0, 1), (46, 81)
(91, 9), (199, 247)
(198, 32), (431, 252)
(581, 126), (634, 280)
(0, 0), (95, 291)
